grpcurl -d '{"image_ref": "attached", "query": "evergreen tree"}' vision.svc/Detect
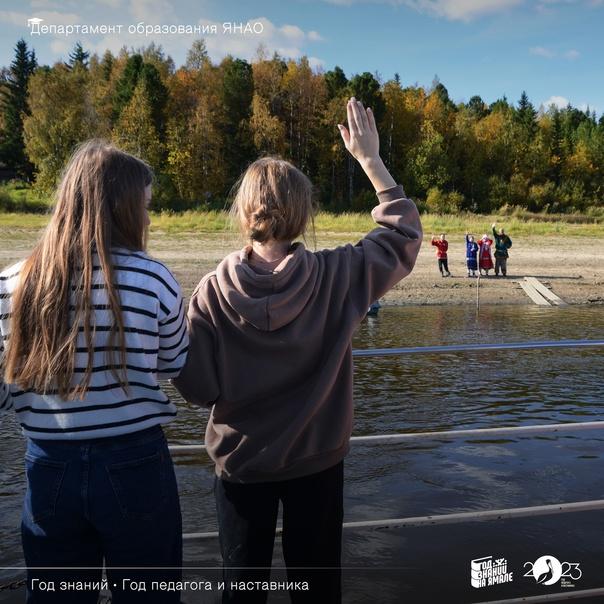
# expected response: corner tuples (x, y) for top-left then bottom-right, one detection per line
(112, 54), (167, 136)
(68, 42), (90, 69)
(0, 39), (37, 178)
(100, 50), (115, 81)
(324, 66), (348, 100)
(467, 95), (488, 120)
(515, 91), (537, 139)
(139, 62), (168, 136)
(433, 82), (456, 111)
(220, 57), (254, 180)
(489, 95), (510, 113)
(113, 77), (162, 170)
(348, 72), (385, 121)
(113, 54), (144, 123)
(550, 108), (563, 185)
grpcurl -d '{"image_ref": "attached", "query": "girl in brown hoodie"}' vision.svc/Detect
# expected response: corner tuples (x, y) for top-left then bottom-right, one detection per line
(173, 98), (422, 603)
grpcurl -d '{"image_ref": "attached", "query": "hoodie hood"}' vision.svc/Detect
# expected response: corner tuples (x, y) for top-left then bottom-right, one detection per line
(214, 242), (320, 332)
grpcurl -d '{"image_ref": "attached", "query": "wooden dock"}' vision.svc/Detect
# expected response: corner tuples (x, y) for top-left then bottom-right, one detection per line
(518, 277), (568, 306)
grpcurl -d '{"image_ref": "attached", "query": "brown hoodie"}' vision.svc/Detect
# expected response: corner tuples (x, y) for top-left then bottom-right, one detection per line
(172, 185), (422, 483)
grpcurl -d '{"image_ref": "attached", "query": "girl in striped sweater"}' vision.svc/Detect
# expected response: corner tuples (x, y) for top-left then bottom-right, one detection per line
(0, 141), (188, 603)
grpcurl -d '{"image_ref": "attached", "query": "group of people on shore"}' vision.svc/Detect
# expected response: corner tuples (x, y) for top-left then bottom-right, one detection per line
(0, 99), (422, 603)
(431, 224), (512, 278)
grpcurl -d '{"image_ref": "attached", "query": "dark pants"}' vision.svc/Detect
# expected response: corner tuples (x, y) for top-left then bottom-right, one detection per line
(495, 256), (508, 275)
(215, 461), (344, 604)
(21, 425), (182, 604)
(437, 258), (449, 275)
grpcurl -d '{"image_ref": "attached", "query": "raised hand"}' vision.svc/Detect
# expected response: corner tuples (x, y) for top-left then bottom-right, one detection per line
(338, 98), (379, 165)
(338, 97), (395, 192)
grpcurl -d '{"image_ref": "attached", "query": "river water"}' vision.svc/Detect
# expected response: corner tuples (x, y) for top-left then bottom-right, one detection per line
(1, 305), (603, 603)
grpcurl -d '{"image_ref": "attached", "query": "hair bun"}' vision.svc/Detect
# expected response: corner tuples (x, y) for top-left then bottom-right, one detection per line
(250, 207), (285, 242)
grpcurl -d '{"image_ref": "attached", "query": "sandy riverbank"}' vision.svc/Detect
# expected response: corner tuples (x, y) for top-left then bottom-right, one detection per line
(0, 229), (602, 306)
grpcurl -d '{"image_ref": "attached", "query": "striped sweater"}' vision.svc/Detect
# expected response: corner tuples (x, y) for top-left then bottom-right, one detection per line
(0, 248), (188, 439)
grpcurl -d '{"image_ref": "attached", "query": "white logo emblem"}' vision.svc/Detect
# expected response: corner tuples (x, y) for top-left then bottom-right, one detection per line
(524, 555), (582, 587)
(471, 555), (513, 588)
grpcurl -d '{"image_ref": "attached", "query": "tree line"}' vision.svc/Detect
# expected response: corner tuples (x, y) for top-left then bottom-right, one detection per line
(1, 38), (603, 213)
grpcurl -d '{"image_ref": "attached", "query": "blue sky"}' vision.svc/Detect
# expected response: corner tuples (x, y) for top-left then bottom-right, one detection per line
(1, 0), (603, 115)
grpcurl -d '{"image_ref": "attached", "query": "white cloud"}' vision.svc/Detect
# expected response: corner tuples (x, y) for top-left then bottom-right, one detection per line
(307, 56), (325, 68)
(529, 47), (581, 60)
(324, 0), (522, 20)
(85, 16), (323, 68)
(30, 10), (81, 24)
(50, 38), (72, 55)
(410, 0), (523, 20)
(324, 0), (602, 19)
(1, 9), (80, 27)
(541, 97), (598, 113)
(0, 10), (28, 26)
(280, 24), (305, 41)
(543, 95), (569, 109)
(5, 4), (322, 68)
(530, 46), (555, 58)
(201, 17), (324, 63)
(30, 0), (63, 9)
(128, 0), (176, 24)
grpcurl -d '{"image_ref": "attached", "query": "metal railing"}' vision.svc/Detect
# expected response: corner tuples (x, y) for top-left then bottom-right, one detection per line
(170, 338), (604, 603)
(4, 339), (602, 601)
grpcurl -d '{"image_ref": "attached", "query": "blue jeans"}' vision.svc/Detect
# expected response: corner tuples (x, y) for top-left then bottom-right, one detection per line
(21, 425), (182, 603)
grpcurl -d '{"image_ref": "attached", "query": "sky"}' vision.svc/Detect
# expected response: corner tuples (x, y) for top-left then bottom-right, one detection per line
(1, 0), (603, 115)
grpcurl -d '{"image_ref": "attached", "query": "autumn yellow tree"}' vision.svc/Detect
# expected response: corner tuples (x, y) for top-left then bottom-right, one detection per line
(112, 77), (162, 170)
(23, 63), (100, 191)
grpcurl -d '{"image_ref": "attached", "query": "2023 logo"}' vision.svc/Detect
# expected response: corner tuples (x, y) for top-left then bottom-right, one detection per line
(523, 555), (582, 586)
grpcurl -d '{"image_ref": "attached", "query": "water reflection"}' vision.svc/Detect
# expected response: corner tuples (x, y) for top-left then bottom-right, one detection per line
(1, 305), (603, 602)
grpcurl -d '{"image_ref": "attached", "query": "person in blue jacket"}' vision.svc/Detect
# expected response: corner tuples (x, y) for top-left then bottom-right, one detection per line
(465, 232), (479, 277)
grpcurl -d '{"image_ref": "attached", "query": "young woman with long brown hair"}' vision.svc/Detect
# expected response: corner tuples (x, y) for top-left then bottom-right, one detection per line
(173, 98), (423, 603)
(0, 140), (188, 603)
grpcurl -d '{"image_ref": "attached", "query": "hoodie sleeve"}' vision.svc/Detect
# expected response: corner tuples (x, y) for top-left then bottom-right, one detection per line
(343, 184), (422, 318)
(171, 281), (220, 408)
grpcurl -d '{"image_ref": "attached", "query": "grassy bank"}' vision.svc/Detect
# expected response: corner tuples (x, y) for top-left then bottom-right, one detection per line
(1, 209), (602, 237)
(2, 180), (602, 236)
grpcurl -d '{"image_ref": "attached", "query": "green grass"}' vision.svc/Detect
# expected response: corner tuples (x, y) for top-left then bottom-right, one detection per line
(1, 180), (602, 236)
(0, 182), (52, 213)
(1, 181), (602, 236)
(0, 209), (602, 237)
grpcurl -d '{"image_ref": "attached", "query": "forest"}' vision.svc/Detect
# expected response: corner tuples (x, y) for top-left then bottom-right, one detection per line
(1, 38), (603, 214)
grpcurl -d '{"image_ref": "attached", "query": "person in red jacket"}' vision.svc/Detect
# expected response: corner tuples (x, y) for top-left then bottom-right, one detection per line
(431, 233), (451, 277)
(478, 233), (494, 276)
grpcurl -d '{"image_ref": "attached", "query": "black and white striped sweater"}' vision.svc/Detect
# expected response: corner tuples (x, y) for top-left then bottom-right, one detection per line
(0, 248), (188, 439)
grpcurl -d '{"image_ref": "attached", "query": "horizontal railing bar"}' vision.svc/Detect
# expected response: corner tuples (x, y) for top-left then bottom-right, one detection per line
(345, 421), (604, 444)
(351, 339), (604, 357)
(182, 498), (604, 541)
(169, 421), (604, 453)
(472, 587), (604, 603)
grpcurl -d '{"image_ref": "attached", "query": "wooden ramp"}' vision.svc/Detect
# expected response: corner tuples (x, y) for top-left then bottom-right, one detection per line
(524, 277), (568, 306)
(518, 277), (568, 306)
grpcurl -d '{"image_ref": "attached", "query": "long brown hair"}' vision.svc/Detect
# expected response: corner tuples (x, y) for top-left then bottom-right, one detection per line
(4, 140), (153, 399)
(230, 157), (316, 244)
